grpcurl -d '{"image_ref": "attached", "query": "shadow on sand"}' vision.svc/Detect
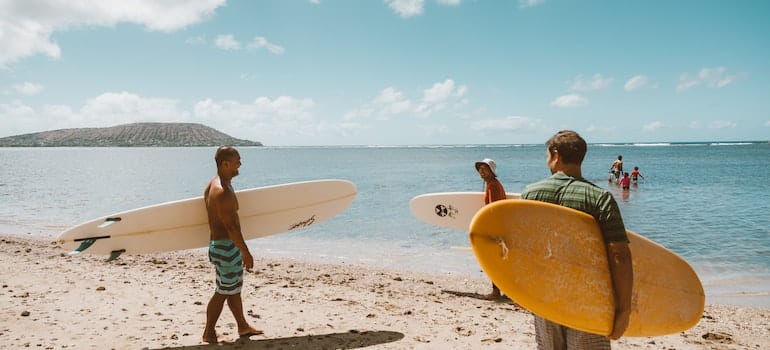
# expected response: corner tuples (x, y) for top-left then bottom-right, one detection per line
(153, 330), (405, 350)
(442, 289), (517, 304)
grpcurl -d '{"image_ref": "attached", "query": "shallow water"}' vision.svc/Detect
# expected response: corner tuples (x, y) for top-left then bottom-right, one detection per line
(1, 143), (768, 307)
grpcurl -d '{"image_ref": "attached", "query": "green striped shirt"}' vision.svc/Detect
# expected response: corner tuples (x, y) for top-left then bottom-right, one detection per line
(521, 172), (629, 243)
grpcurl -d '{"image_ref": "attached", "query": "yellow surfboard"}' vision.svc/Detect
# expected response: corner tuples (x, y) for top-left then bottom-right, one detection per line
(469, 199), (704, 337)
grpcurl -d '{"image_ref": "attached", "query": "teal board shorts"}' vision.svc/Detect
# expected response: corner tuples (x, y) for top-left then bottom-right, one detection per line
(208, 239), (244, 295)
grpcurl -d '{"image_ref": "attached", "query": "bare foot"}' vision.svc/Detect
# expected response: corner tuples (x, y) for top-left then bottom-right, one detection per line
(239, 326), (264, 338)
(202, 333), (230, 344)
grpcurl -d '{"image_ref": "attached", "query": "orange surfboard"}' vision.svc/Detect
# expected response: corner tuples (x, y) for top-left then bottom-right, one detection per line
(469, 199), (704, 337)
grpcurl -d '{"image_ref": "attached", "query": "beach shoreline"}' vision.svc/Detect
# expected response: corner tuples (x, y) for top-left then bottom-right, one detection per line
(1, 233), (768, 349)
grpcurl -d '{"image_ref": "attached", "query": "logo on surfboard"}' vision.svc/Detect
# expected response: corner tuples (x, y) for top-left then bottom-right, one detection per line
(289, 214), (317, 230)
(434, 204), (459, 219)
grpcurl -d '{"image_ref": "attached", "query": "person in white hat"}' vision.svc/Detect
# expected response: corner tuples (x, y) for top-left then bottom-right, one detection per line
(475, 158), (507, 300)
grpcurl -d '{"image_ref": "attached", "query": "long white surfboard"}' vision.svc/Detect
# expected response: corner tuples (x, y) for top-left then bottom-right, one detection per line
(58, 179), (356, 257)
(409, 192), (521, 231)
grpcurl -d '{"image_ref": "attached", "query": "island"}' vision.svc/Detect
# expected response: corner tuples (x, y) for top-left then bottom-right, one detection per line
(0, 122), (262, 147)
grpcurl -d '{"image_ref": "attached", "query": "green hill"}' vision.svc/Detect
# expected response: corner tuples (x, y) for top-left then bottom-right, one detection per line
(0, 123), (262, 147)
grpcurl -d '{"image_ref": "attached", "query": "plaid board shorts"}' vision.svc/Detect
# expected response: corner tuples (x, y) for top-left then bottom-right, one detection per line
(534, 315), (610, 350)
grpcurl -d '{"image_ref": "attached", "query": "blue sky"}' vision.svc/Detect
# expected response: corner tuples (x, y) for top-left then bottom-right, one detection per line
(1, 0), (768, 146)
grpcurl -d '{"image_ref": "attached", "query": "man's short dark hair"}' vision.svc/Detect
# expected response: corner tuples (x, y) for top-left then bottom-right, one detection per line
(215, 146), (239, 166)
(546, 130), (587, 165)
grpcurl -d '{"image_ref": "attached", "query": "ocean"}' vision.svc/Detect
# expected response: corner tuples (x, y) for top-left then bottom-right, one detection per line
(1, 143), (768, 307)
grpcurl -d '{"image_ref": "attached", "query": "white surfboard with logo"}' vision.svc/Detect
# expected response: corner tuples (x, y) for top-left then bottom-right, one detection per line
(58, 179), (356, 259)
(409, 192), (521, 231)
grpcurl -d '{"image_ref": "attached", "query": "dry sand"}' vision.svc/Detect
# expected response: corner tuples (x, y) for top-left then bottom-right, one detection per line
(1, 234), (768, 349)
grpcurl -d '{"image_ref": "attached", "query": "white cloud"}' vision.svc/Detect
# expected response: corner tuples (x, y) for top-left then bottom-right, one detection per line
(247, 37), (286, 55)
(81, 92), (188, 124)
(422, 79), (467, 103)
(688, 121), (702, 129)
(701, 68), (738, 88)
(708, 120), (736, 129)
(0, 92), (188, 136)
(676, 77), (700, 92)
(212, 35), (285, 55)
(385, 0), (424, 18)
(194, 96), (319, 139)
(193, 96), (314, 121)
(0, 101), (36, 119)
(13, 82), (45, 96)
(765, 121), (770, 127)
(309, 0), (321, 4)
(550, 94), (588, 108)
(470, 116), (541, 134)
(375, 87), (413, 114)
(642, 121), (665, 132)
(385, 0), (462, 17)
(0, 101), (43, 134)
(416, 79), (468, 116)
(0, 0), (225, 68)
(344, 87), (411, 121)
(345, 79), (468, 120)
(624, 75), (649, 91)
(568, 74), (612, 92)
(677, 67), (739, 92)
(214, 34), (241, 50)
(519, 0), (546, 9)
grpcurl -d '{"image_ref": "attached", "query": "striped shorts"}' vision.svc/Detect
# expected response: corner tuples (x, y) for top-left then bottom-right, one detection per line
(208, 239), (244, 295)
(534, 316), (610, 350)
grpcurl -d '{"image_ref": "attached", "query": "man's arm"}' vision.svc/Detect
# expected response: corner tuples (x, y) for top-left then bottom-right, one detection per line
(606, 241), (633, 339)
(216, 192), (254, 270)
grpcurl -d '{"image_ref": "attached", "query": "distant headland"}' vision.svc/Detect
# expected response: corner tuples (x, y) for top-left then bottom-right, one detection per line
(0, 123), (262, 147)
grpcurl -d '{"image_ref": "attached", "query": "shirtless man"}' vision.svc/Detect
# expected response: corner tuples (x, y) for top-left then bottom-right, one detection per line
(609, 155), (623, 182)
(202, 146), (262, 343)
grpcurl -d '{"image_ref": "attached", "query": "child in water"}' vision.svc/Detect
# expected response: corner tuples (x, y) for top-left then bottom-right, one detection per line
(619, 172), (631, 190)
(631, 166), (644, 183)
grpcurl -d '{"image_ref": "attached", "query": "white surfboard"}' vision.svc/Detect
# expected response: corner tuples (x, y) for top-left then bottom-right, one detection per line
(58, 179), (356, 257)
(409, 192), (521, 231)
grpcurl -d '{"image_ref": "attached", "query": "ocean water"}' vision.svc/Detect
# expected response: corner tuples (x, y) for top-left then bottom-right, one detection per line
(1, 143), (768, 307)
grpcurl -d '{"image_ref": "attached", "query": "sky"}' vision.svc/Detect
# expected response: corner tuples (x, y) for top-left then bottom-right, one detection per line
(0, 0), (768, 146)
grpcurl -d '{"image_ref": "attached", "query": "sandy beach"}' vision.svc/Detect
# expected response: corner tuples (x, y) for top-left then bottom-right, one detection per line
(1, 234), (768, 350)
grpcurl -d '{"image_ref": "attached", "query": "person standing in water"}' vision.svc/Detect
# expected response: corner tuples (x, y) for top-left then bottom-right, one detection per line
(631, 166), (644, 184)
(609, 155), (623, 183)
(619, 172), (631, 190)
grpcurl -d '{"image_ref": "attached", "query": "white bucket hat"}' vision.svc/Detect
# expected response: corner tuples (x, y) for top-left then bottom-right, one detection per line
(475, 158), (497, 177)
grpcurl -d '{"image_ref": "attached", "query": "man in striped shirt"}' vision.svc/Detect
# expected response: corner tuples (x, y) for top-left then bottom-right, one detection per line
(521, 130), (633, 350)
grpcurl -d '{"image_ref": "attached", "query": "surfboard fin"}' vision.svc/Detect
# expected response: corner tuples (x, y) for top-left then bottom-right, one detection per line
(69, 239), (96, 256)
(98, 217), (122, 228)
(106, 249), (126, 262)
